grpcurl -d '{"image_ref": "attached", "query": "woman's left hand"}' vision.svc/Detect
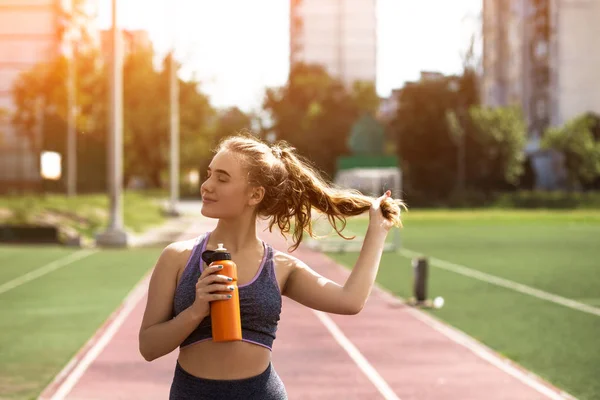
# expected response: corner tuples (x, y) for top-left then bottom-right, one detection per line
(368, 190), (394, 233)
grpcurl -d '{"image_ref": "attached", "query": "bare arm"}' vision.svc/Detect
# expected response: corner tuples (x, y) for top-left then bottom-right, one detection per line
(138, 242), (236, 361)
(138, 243), (202, 361)
(282, 225), (388, 315)
(284, 191), (396, 314)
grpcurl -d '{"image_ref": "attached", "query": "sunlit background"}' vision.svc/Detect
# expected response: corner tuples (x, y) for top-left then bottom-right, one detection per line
(1, 1), (600, 400)
(95, 0), (482, 111)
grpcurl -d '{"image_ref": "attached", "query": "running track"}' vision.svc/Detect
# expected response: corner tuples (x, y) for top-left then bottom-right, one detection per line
(39, 216), (574, 400)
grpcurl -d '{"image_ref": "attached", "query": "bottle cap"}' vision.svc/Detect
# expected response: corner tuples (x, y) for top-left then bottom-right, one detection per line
(201, 243), (231, 265)
(215, 243), (227, 252)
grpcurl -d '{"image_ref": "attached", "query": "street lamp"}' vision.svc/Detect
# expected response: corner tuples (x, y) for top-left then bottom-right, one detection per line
(96, 0), (128, 247)
(166, 0), (180, 217)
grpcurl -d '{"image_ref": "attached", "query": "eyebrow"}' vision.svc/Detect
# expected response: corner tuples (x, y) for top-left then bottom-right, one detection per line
(207, 167), (231, 177)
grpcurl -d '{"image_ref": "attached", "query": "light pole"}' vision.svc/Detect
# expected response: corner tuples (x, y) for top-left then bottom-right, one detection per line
(96, 0), (128, 247)
(65, 0), (76, 197)
(166, 0), (180, 217)
(167, 56), (180, 215)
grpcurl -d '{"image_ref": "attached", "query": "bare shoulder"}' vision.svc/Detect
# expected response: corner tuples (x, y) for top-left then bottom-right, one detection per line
(154, 238), (197, 279)
(271, 250), (307, 292)
(162, 238), (196, 261)
(272, 250), (305, 269)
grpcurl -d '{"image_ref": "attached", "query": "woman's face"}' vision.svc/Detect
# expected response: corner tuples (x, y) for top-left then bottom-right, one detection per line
(200, 150), (258, 219)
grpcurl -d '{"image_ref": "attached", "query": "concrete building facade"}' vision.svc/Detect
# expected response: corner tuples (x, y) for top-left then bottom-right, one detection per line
(482, 0), (600, 189)
(290, 0), (377, 86)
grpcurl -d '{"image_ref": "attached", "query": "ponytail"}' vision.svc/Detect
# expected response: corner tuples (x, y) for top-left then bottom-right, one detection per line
(218, 134), (406, 252)
(271, 146), (404, 251)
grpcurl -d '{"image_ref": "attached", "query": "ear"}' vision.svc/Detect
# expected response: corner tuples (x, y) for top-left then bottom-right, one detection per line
(248, 186), (265, 207)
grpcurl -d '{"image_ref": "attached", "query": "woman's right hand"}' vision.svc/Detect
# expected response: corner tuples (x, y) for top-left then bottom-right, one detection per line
(189, 265), (234, 320)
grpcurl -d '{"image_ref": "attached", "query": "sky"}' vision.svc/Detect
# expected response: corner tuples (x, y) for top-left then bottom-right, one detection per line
(96, 0), (482, 112)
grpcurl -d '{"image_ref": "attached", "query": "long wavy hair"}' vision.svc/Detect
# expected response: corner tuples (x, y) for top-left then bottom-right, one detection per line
(216, 132), (406, 251)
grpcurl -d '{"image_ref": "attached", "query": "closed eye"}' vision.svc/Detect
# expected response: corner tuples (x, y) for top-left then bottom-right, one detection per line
(205, 171), (228, 183)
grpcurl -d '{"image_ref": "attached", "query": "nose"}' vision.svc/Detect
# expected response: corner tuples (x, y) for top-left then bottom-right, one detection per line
(200, 177), (214, 195)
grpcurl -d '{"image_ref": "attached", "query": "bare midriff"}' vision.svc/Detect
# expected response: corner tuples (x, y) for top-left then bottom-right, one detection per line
(177, 340), (271, 379)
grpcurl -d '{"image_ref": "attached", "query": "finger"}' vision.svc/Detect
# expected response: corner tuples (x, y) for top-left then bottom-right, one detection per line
(199, 265), (225, 280)
(208, 274), (233, 283)
(209, 293), (233, 302)
(202, 283), (235, 294)
(374, 192), (386, 206)
(196, 276), (232, 289)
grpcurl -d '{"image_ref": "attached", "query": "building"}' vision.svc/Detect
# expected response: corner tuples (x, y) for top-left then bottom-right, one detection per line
(482, 0), (600, 189)
(0, 0), (98, 191)
(289, 0), (377, 87)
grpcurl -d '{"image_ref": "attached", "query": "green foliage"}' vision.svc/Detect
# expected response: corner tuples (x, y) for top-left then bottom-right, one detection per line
(468, 105), (528, 186)
(262, 63), (375, 177)
(445, 110), (464, 143)
(389, 69), (528, 204)
(11, 45), (215, 191)
(211, 107), (254, 146)
(494, 190), (600, 209)
(0, 191), (166, 241)
(542, 114), (600, 188)
(0, 107), (8, 144)
(391, 75), (470, 199)
(351, 81), (380, 115)
(347, 114), (385, 155)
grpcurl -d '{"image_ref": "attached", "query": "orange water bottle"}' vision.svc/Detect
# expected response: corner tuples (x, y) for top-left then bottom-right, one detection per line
(204, 244), (242, 342)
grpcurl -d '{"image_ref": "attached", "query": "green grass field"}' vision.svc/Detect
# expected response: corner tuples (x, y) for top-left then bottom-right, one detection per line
(2, 209), (599, 399)
(330, 209), (600, 400)
(0, 246), (161, 400)
(0, 191), (167, 243)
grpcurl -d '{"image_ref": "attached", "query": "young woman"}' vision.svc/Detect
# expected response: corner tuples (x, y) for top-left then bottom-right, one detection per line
(139, 133), (405, 399)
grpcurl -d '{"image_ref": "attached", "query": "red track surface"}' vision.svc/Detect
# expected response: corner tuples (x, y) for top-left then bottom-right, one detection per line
(39, 219), (570, 400)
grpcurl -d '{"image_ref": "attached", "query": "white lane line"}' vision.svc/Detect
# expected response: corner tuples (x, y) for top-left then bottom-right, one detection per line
(372, 287), (577, 400)
(313, 310), (401, 400)
(0, 250), (97, 295)
(43, 220), (203, 400)
(47, 276), (149, 400)
(400, 248), (600, 318)
(324, 250), (576, 399)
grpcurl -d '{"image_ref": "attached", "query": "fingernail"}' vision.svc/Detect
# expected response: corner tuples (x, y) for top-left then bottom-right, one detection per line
(218, 265), (223, 269)
(227, 295), (232, 298)
(229, 286), (235, 291)
(228, 277), (233, 281)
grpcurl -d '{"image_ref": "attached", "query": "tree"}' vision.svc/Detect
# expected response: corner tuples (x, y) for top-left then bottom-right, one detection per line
(212, 107), (254, 145)
(468, 105), (528, 191)
(390, 75), (477, 201)
(11, 0), (105, 192)
(262, 63), (366, 177)
(348, 114), (385, 155)
(542, 113), (600, 189)
(0, 108), (8, 144)
(123, 50), (214, 187)
(351, 81), (380, 116)
(11, 48), (108, 192)
(12, 44), (215, 191)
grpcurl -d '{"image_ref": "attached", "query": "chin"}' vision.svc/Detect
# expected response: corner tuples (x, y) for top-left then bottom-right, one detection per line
(200, 203), (236, 219)
(200, 204), (220, 218)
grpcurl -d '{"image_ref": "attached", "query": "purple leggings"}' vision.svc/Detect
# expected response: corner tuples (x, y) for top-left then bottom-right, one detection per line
(169, 362), (287, 400)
